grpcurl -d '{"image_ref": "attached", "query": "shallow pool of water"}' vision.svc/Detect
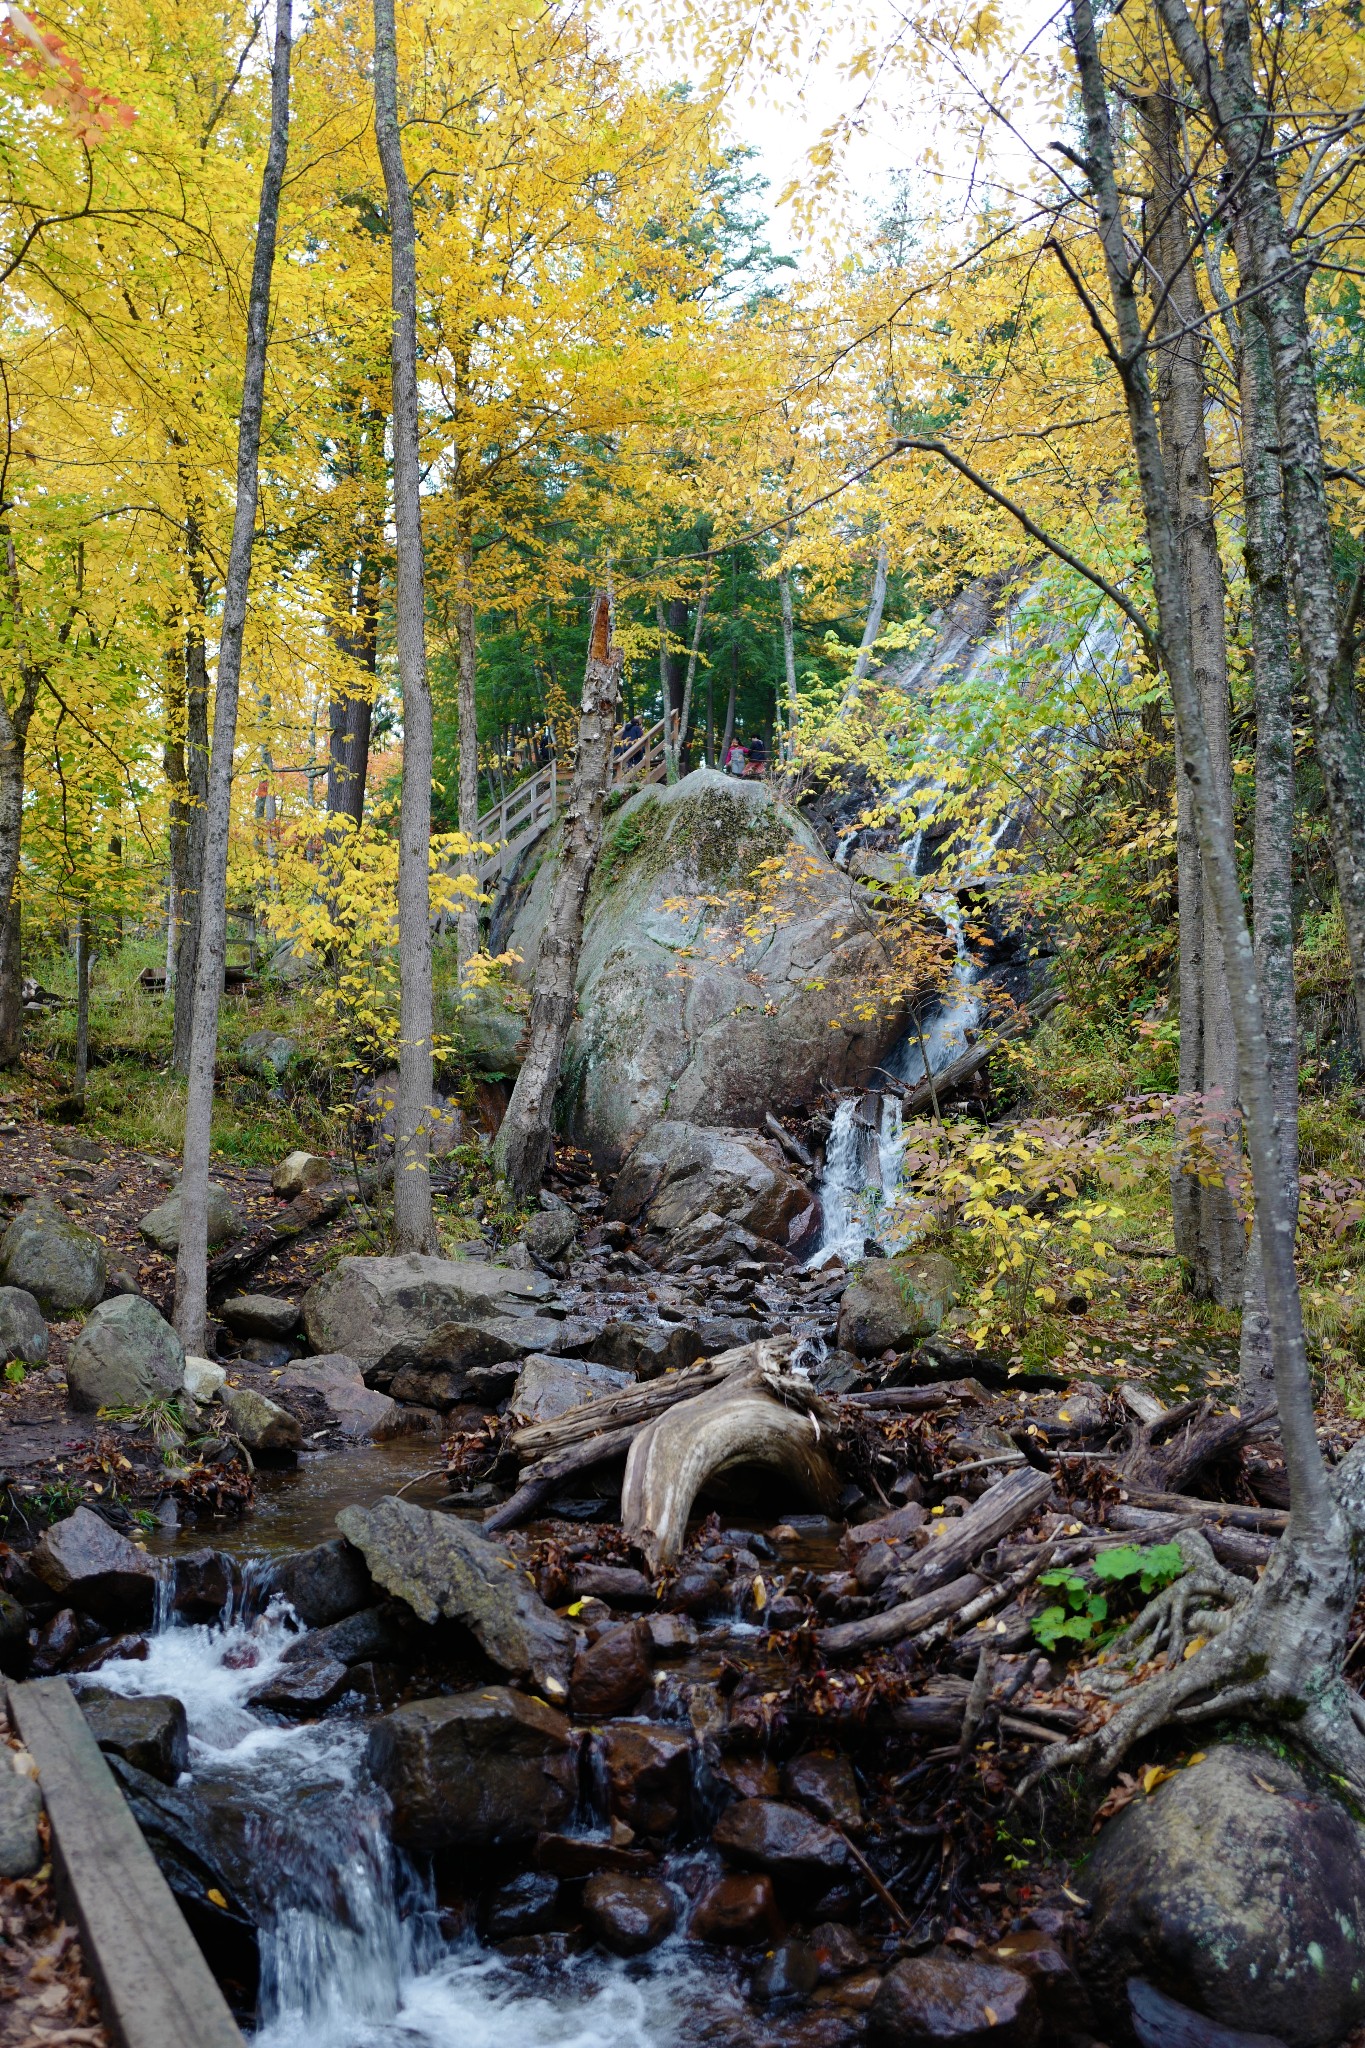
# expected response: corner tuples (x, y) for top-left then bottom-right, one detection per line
(148, 1439), (449, 1561)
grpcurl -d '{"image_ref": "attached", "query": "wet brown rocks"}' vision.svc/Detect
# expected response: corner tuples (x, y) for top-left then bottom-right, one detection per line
(868, 1954), (1039, 2046)
(365, 1686), (576, 1851)
(594, 1721), (693, 1837)
(583, 1872), (677, 1956)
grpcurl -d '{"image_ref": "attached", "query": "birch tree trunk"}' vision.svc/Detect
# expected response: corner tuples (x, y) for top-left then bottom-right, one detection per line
(173, 0), (293, 1352)
(842, 531), (889, 707)
(677, 567), (710, 768)
(0, 664), (40, 1066)
(1140, 94), (1243, 1308)
(72, 908), (89, 1109)
(1235, 242), (1301, 1402)
(171, 595), (210, 1076)
(1156, 0), (1365, 1057)
(779, 561), (798, 762)
(455, 552), (480, 974)
(492, 591), (622, 1200)
(374, 0), (436, 1254)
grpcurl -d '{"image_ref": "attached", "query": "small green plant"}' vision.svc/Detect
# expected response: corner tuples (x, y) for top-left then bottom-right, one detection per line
(99, 1395), (195, 1451)
(995, 1821), (1040, 1871)
(4, 1361), (25, 1385)
(1032, 1542), (1184, 1652)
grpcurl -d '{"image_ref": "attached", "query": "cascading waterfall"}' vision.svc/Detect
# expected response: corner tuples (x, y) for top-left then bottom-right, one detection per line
(85, 1596), (725, 2047)
(812, 1092), (905, 1263)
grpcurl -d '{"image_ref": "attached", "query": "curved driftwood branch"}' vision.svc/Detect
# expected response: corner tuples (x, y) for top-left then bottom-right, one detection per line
(622, 1370), (842, 1572)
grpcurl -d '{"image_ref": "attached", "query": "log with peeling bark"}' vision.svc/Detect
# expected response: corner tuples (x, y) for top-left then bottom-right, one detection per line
(205, 1187), (348, 1298)
(510, 1338), (794, 1464)
(483, 1425), (637, 1534)
(818, 1571), (987, 1659)
(622, 1366), (842, 1572)
(890, 1465), (1054, 1599)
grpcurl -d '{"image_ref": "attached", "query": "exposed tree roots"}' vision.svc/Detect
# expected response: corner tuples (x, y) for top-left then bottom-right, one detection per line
(1033, 1441), (1365, 1792)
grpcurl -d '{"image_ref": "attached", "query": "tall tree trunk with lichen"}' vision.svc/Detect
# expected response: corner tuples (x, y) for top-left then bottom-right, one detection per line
(174, 0), (293, 1352)
(454, 526), (481, 975)
(1139, 92), (1242, 1308)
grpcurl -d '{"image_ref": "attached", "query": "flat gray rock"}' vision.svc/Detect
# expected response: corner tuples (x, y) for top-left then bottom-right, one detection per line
(303, 1254), (554, 1368)
(0, 1774), (42, 1878)
(336, 1495), (574, 1700)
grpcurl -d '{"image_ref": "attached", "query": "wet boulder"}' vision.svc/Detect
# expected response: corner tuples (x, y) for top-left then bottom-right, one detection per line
(218, 1294), (301, 1339)
(713, 1798), (852, 1896)
(569, 1621), (651, 1718)
(0, 1285), (48, 1366)
(583, 1872), (677, 1956)
(0, 1195), (105, 1315)
(869, 1953), (1039, 2045)
(183, 1356), (227, 1403)
(1084, 1742), (1365, 2048)
(302, 1254), (553, 1370)
(266, 1538), (376, 1627)
(79, 1691), (188, 1784)
(690, 1872), (784, 1946)
(221, 1385), (302, 1456)
(33, 1507), (162, 1627)
(608, 1119), (816, 1257)
(365, 1686), (576, 1851)
(138, 1183), (244, 1254)
(337, 1495), (574, 1699)
(169, 1547), (236, 1622)
(485, 1870), (560, 1941)
(782, 1752), (863, 1831)
(69, 1291), (183, 1415)
(837, 1252), (962, 1356)
(505, 770), (907, 1163)
(508, 1354), (630, 1428)
(248, 1648), (350, 1715)
(594, 1721), (693, 1837)
(589, 1318), (702, 1381)
(287, 1354), (402, 1441)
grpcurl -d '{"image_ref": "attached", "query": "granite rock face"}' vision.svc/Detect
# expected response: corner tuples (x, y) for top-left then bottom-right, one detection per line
(302, 1254), (553, 1369)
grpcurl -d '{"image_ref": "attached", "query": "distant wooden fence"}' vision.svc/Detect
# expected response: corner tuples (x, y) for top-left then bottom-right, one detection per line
(470, 717), (668, 890)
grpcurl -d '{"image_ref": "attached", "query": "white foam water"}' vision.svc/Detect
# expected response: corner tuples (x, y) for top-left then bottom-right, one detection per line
(86, 1604), (732, 2048)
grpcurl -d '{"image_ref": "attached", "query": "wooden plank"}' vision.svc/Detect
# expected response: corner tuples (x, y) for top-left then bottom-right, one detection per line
(7, 1677), (244, 2048)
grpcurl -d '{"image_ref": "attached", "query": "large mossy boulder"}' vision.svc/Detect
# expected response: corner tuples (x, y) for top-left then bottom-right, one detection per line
(0, 1286), (49, 1365)
(1083, 1743), (1365, 2048)
(837, 1251), (961, 1355)
(0, 1195), (105, 1315)
(503, 769), (908, 1164)
(302, 1252), (553, 1369)
(65, 1295), (185, 1410)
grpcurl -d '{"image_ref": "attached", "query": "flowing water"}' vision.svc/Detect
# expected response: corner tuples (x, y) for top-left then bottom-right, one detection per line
(85, 1596), (743, 2047)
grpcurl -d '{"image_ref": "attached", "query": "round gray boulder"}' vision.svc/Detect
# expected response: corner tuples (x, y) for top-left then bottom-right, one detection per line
(66, 1294), (185, 1410)
(138, 1183), (243, 1255)
(1084, 1742), (1365, 2048)
(0, 1195), (106, 1315)
(0, 1285), (49, 1365)
(238, 1029), (297, 1085)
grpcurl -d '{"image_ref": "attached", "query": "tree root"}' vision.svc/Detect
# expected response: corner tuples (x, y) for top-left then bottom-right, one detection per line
(1026, 1444), (1365, 1796)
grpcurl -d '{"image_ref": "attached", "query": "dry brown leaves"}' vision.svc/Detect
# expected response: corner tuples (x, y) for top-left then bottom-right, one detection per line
(0, 1859), (108, 2047)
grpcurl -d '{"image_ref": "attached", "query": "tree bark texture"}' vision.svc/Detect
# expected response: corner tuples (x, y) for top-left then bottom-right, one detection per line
(455, 536), (480, 975)
(492, 590), (622, 1199)
(845, 530), (890, 702)
(173, 0), (293, 1352)
(171, 597), (210, 1076)
(374, 0), (436, 1254)
(1155, 0), (1365, 1060)
(0, 529), (51, 1066)
(72, 909), (89, 1107)
(1140, 94), (1243, 1308)
(780, 562), (798, 760)
(324, 547), (378, 832)
(1235, 240), (1301, 1402)
(1070, 0), (1325, 1535)
(677, 569), (710, 769)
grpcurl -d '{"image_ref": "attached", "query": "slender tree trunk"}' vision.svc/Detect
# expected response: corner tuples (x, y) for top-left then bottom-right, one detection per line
(656, 588), (674, 779)
(455, 535), (480, 974)
(677, 567), (710, 769)
(493, 591), (622, 1199)
(843, 531), (890, 704)
(1140, 94), (1243, 1307)
(1234, 242), (1301, 1401)
(0, 679), (36, 1066)
(779, 561), (798, 762)
(325, 549), (378, 832)
(374, 0), (436, 1254)
(173, 0), (293, 1352)
(72, 908), (89, 1109)
(705, 667), (715, 768)
(1156, 0), (1365, 1058)
(721, 640), (739, 766)
(0, 886), (19, 1062)
(1070, 0), (1325, 1534)
(172, 599), (210, 1076)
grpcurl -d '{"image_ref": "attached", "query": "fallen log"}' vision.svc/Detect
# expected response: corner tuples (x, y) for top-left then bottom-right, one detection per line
(511, 1338), (793, 1465)
(900, 989), (1061, 1117)
(1116, 1398), (1275, 1495)
(818, 1572), (986, 1659)
(482, 1425), (637, 1534)
(844, 1385), (972, 1413)
(891, 1465), (1054, 1599)
(1120, 1488), (1286, 1532)
(206, 1186), (348, 1298)
(622, 1366), (841, 1572)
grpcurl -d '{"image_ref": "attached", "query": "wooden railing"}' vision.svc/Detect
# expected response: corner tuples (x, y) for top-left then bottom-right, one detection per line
(471, 716), (669, 889)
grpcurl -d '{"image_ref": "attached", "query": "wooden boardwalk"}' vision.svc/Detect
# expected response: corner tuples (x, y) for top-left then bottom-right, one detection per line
(472, 716), (668, 889)
(7, 1677), (244, 2048)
